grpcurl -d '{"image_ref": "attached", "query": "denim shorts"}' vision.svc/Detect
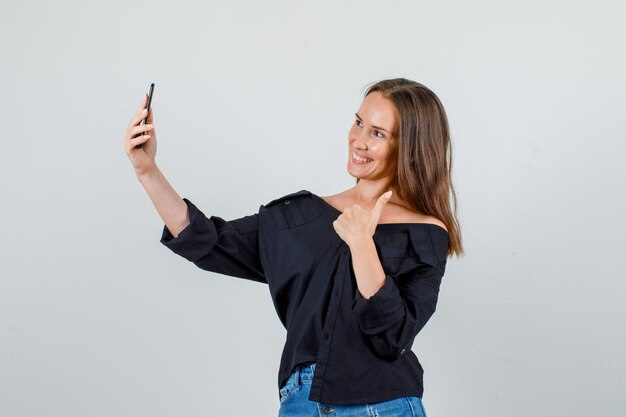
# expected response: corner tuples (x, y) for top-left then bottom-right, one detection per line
(278, 363), (428, 417)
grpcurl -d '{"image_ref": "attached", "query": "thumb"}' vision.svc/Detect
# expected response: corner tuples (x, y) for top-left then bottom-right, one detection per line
(137, 93), (148, 113)
(372, 190), (392, 222)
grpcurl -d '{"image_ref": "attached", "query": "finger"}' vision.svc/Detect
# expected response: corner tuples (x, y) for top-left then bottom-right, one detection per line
(127, 123), (154, 139)
(136, 93), (148, 113)
(128, 134), (151, 149)
(129, 93), (149, 128)
(128, 108), (149, 129)
(372, 190), (392, 222)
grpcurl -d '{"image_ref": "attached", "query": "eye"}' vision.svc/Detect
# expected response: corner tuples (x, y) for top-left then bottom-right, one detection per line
(373, 130), (384, 139)
(355, 119), (363, 127)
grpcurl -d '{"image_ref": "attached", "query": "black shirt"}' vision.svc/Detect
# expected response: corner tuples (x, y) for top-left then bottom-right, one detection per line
(159, 189), (449, 405)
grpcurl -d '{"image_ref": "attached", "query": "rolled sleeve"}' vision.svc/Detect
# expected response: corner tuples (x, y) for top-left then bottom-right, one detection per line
(352, 275), (405, 334)
(160, 198), (219, 262)
(160, 198), (267, 284)
(351, 261), (446, 360)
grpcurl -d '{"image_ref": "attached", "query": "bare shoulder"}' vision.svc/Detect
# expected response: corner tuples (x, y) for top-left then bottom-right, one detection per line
(391, 204), (449, 232)
(411, 213), (448, 232)
(321, 191), (448, 232)
(319, 192), (351, 212)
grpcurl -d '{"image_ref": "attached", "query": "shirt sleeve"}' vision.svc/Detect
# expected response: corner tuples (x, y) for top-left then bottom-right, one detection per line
(351, 260), (446, 360)
(160, 198), (267, 284)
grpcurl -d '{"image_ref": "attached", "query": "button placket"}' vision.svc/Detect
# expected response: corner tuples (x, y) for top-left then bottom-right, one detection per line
(309, 256), (349, 402)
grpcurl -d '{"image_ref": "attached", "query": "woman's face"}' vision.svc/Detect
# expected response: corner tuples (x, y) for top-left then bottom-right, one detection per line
(347, 91), (399, 182)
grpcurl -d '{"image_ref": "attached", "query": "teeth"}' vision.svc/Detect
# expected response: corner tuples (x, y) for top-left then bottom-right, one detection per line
(353, 152), (373, 163)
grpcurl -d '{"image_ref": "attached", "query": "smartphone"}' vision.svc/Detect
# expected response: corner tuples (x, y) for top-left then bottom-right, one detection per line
(137, 82), (155, 149)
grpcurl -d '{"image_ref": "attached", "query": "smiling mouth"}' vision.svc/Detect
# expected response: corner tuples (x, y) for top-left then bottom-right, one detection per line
(352, 152), (373, 164)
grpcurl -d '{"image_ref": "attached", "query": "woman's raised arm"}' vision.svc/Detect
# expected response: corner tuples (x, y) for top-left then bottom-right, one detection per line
(137, 166), (190, 238)
(124, 93), (190, 237)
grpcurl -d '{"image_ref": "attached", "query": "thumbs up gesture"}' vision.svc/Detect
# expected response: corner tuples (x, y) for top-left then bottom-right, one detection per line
(332, 190), (393, 248)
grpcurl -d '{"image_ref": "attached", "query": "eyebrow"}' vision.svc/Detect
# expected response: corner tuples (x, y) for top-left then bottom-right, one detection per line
(355, 113), (391, 133)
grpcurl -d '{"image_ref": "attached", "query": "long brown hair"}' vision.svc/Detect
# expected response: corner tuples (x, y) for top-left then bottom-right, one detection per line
(358, 78), (464, 258)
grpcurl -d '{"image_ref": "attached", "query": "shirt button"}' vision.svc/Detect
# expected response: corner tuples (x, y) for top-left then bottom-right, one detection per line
(400, 348), (406, 355)
(284, 200), (291, 205)
(321, 406), (335, 414)
(322, 333), (329, 341)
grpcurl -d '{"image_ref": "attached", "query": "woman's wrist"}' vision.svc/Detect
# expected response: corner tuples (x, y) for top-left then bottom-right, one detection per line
(135, 163), (159, 181)
(347, 234), (376, 252)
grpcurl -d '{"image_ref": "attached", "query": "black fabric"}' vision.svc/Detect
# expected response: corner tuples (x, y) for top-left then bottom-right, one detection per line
(160, 189), (449, 405)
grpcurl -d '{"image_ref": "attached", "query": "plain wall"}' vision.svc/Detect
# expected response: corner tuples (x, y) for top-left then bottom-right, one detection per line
(1, 0), (624, 416)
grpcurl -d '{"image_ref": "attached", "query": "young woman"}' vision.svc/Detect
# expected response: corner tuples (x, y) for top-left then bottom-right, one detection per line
(124, 78), (463, 417)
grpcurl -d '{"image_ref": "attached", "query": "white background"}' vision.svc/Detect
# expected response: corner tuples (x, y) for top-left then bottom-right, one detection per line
(1, 1), (624, 416)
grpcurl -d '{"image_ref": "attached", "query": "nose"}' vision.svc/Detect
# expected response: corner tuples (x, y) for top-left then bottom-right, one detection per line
(350, 127), (368, 150)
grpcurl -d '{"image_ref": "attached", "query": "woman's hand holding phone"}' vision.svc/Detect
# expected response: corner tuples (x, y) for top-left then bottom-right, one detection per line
(124, 91), (157, 176)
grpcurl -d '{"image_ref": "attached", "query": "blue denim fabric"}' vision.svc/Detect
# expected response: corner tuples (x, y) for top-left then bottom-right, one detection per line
(278, 363), (428, 417)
